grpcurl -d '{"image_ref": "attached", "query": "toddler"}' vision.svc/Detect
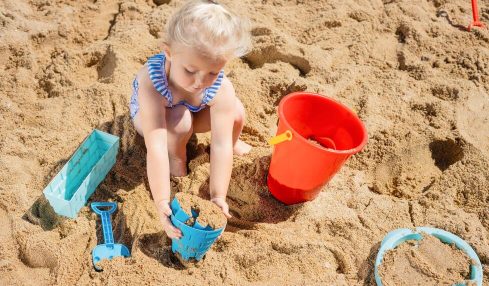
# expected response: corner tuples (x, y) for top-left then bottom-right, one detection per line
(129, 0), (252, 239)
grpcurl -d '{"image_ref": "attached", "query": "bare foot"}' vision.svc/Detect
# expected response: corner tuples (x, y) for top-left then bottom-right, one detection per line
(169, 156), (187, 177)
(233, 139), (252, 155)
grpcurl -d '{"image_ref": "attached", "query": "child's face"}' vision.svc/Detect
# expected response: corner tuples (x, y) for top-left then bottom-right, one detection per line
(165, 44), (227, 95)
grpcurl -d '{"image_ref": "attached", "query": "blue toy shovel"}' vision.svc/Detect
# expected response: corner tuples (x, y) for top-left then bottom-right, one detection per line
(91, 202), (130, 270)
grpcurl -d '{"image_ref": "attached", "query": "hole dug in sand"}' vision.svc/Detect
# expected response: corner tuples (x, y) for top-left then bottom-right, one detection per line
(373, 139), (464, 198)
(23, 195), (64, 231)
(244, 45), (311, 76)
(224, 156), (297, 227)
(374, 144), (442, 198)
(153, 0), (170, 6)
(137, 232), (185, 269)
(18, 231), (60, 269)
(243, 31), (311, 77)
(429, 138), (464, 171)
(378, 233), (472, 286)
(97, 46), (117, 83)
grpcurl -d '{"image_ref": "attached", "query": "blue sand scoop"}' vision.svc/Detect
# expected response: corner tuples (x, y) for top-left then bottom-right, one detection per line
(170, 198), (225, 261)
(91, 202), (130, 270)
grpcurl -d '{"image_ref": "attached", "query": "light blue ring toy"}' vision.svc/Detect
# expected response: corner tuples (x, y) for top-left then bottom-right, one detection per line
(374, 227), (483, 286)
(170, 197), (225, 261)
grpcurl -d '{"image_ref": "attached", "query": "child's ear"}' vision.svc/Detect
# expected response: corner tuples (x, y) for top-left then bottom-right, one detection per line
(162, 43), (171, 61)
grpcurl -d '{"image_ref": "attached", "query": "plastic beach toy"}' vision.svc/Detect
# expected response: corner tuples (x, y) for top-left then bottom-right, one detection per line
(91, 202), (130, 270)
(170, 198), (225, 261)
(468, 0), (485, 31)
(267, 92), (367, 205)
(374, 227), (483, 286)
(43, 129), (119, 218)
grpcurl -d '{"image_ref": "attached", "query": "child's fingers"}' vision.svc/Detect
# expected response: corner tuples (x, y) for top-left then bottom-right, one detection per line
(220, 202), (232, 218)
(219, 206), (232, 219)
(161, 215), (182, 239)
(166, 224), (182, 239)
(170, 231), (182, 239)
(223, 208), (232, 219)
(168, 232), (181, 239)
(211, 199), (233, 219)
(162, 204), (173, 217)
(172, 225), (182, 236)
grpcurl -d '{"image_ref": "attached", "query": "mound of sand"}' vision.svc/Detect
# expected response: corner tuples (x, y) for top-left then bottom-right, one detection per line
(175, 192), (227, 229)
(379, 234), (471, 285)
(1, 0), (488, 285)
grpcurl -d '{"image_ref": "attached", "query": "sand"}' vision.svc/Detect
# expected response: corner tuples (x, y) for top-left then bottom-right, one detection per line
(1, 0), (488, 285)
(378, 234), (471, 285)
(175, 192), (227, 229)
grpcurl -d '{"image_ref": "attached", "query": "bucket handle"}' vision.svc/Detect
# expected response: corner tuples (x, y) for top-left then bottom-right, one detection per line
(268, 130), (293, 145)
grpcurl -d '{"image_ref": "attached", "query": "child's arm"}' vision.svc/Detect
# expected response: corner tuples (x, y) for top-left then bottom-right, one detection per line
(208, 78), (237, 218)
(137, 70), (182, 239)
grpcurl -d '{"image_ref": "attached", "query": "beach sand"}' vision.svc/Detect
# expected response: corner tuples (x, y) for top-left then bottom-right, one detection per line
(378, 233), (471, 285)
(1, 0), (488, 285)
(175, 192), (227, 230)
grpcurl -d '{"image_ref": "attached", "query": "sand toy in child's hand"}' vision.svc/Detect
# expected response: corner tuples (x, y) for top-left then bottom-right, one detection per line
(91, 202), (130, 270)
(170, 193), (226, 262)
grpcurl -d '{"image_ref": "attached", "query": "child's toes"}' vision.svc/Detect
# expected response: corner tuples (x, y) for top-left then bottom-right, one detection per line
(233, 140), (252, 155)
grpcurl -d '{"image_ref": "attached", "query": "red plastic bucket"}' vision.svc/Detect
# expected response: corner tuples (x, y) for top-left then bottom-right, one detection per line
(267, 92), (368, 205)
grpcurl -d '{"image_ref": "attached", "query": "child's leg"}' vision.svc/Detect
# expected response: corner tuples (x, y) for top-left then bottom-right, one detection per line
(133, 105), (193, 176)
(230, 98), (252, 155)
(193, 97), (251, 155)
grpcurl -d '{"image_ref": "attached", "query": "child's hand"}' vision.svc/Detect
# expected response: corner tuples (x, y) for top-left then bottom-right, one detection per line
(211, 197), (232, 219)
(157, 201), (182, 239)
(161, 216), (182, 239)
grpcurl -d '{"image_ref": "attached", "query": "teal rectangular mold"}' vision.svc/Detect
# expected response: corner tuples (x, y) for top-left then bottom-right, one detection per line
(43, 129), (119, 218)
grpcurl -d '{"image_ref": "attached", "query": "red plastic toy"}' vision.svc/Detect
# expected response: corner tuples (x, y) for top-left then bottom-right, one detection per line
(267, 92), (368, 205)
(468, 0), (485, 31)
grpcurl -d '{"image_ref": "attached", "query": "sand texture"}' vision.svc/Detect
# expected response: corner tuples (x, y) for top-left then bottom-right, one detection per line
(175, 192), (227, 229)
(1, 0), (489, 285)
(379, 234), (471, 285)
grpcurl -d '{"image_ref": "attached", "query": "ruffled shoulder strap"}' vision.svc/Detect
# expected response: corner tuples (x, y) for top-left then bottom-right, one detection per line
(147, 53), (174, 106)
(201, 71), (224, 105)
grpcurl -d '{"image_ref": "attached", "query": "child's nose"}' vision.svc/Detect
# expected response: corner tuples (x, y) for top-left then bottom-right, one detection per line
(194, 74), (204, 87)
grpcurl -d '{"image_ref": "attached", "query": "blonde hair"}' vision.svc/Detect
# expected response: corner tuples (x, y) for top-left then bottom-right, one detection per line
(164, 0), (251, 59)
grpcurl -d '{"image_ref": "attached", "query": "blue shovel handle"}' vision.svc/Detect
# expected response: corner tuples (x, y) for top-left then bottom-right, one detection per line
(91, 202), (117, 215)
(91, 202), (117, 246)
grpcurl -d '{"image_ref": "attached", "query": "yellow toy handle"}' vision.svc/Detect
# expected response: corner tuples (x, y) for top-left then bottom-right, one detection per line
(268, 130), (293, 145)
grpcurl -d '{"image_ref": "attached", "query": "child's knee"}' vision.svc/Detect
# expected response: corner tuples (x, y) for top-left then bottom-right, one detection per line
(171, 107), (194, 137)
(234, 98), (246, 124)
(132, 114), (144, 137)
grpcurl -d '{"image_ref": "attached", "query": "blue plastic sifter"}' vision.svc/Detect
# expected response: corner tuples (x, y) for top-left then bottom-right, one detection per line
(170, 197), (225, 261)
(43, 130), (119, 218)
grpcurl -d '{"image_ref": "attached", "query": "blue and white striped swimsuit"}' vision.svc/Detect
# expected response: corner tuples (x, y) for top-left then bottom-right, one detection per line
(129, 53), (224, 119)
